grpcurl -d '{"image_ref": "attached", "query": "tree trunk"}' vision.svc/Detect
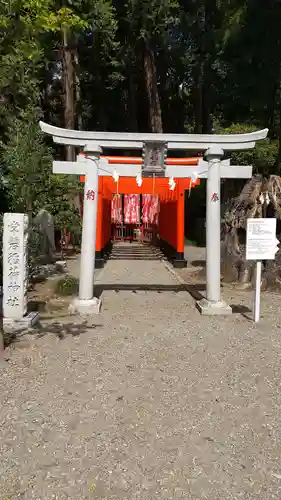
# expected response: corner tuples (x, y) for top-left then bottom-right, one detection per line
(202, 79), (212, 133)
(73, 49), (82, 130)
(192, 0), (215, 135)
(143, 40), (163, 133)
(192, 1), (205, 134)
(71, 49), (83, 215)
(275, 99), (281, 174)
(62, 28), (75, 161)
(128, 72), (138, 132)
(201, 0), (215, 134)
(193, 61), (204, 134)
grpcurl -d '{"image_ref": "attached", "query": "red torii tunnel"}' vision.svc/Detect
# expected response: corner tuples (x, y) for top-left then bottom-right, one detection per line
(79, 156), (200, 268)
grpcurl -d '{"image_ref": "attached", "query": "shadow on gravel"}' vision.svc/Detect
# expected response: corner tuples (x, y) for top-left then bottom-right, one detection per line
(184, 284), (206, 301)
(34, 321), (103, 340)
(94, 283), (193, 298)
(102, 282), (253, 319)
(190, 260), (206, 268)
(3, 320), (103, 349)
(230, 304), (252, 319)
(29, 300), (48, 312)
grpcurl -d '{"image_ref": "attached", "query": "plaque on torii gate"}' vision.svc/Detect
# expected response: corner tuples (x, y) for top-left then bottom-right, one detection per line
(39, 121), (268, 316)
(141, 141), (167, 177)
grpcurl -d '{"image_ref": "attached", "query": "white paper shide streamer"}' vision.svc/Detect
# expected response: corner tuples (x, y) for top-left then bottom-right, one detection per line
(168, 177), (176, 191)
(136, 173), (142, 187)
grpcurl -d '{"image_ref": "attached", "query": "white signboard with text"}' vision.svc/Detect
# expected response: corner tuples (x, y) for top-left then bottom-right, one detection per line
(246, 217), (279, 323)
(246, 218), (279, 261)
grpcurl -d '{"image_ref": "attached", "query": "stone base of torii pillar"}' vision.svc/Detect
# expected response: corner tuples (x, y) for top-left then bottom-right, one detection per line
(196, 299), (232, 315)
(69, 296), (101, 316)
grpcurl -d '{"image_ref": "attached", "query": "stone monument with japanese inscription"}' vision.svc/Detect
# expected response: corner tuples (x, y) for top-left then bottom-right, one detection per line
(2, 213), (39, 331)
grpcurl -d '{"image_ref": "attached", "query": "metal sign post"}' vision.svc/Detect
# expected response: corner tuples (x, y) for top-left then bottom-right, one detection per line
(246, 218), (279, 322)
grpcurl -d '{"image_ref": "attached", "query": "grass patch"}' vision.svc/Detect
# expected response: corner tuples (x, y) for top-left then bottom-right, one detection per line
(55, 275), (79, 296)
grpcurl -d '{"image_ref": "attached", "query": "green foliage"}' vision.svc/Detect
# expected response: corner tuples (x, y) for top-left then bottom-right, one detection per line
(1, 107), (52, 214)
(55, 275), (79, 296)
(220, 124), (279, 176)
(40, 7), (88, 31)
(27, 224), (47, 276)
(1, 108), (82, 234)
(125, 0), (179, 40)
(0, 0), (88, 141)
(0, 0), (280, 142)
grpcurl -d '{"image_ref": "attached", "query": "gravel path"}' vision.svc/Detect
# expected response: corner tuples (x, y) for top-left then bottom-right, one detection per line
(1, 243), (281, 499)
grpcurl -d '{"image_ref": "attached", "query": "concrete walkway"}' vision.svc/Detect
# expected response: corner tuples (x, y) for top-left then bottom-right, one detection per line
(1, 244), (281, 499)
(96, 242), (179, 286)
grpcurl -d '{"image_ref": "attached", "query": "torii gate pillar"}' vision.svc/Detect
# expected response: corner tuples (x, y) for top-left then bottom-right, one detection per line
(71, 146), (102, 315)
(196, 146), (232, 315)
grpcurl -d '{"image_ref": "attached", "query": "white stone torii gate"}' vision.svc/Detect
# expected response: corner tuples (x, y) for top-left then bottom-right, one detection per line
(39, 121), (268, 315)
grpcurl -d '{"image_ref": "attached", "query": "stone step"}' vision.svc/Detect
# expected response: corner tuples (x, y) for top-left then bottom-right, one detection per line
(109, 243), (164, 261)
